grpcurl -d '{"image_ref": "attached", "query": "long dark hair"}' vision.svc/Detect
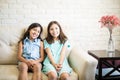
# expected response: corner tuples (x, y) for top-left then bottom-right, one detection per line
(46, 21), (67, 44)
(19, 23), (43, 44)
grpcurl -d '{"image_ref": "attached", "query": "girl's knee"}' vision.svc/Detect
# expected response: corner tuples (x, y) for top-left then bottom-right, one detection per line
(48, 72), (57, 80)
(49, 75), (57, 80)
(33, 63), (42, 71)
(60, 73), (70, 80)
(60, 77), (69, 80)
(18, 62), (28, 71)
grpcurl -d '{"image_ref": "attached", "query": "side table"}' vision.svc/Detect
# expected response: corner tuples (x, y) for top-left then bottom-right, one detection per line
(88, 50), (120, 80)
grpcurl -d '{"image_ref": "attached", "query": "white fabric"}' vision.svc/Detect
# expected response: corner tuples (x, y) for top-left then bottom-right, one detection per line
(69, 46), (98, 80)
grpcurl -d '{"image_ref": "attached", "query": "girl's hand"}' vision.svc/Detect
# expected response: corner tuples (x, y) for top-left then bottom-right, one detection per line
(26, 60), (32, 67)
(58, 64), (62, 68)
(53, 63), (58, 69)
(56, 64), (62, 72)
(53, 64), (62, 72)
(27, 60), (37, 70)
(30, 60), (37, 65)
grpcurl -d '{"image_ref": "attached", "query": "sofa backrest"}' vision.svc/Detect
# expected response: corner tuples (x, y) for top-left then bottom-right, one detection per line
(0, 26), (72, 65)
(0, 26), (26, 64)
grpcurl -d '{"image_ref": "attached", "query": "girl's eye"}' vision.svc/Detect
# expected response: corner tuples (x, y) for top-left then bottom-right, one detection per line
(33, 28), (37, 31)
(55, 27), (58, 30)
(33, 28), (40, 33)
(38, 31), (40, 34)
(50, 28), (53, 31)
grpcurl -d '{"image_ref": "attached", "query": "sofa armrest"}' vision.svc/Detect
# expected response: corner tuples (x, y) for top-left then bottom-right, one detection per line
(68, 46), (98, 80)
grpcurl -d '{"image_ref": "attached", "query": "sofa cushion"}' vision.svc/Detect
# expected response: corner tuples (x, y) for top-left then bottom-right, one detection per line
(0, 26), (26, 64)
(0, 65), (78, 80)
(0, 40), (18, 64)
(0, 65), (19, 80)
(0, 65), (48, 80)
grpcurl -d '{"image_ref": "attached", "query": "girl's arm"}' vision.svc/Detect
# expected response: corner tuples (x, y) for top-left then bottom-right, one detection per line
(35, 41), (44, 63)
(58, 43), (67, 65)
(45, 48), (56, 66)
(17, 41), (29, 63)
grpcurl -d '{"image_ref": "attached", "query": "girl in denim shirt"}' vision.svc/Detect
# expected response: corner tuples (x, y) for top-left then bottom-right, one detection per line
(17, 23), (44, 80)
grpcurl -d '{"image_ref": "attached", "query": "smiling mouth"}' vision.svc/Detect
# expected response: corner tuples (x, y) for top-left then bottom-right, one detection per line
(32, 34), (38, 37)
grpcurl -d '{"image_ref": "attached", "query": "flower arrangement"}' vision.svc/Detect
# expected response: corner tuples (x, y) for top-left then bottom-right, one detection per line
(99, 15), (120, 34)
(99, 15), (120, 53)
(99, 15), (120, 29)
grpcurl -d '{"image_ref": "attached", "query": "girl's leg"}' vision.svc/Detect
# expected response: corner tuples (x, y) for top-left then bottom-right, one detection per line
(59, 72), (70, 80)
(18, 62), (28, 80)
(32, 63), (42, 80)
(47, 71), (57, 80)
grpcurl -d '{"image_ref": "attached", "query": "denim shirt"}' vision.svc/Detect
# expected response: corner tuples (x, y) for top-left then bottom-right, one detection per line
(23, 37), (40, 60)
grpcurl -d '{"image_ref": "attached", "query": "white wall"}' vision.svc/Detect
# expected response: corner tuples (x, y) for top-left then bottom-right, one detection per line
(0, 0), (120, 50)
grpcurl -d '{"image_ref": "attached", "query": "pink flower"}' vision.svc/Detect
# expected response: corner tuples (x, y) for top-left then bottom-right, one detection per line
(99, 15), (120, 29)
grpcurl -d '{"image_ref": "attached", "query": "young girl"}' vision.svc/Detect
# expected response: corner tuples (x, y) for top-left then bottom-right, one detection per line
(17, 23), (44, 80)
(42, 21), (72, 80)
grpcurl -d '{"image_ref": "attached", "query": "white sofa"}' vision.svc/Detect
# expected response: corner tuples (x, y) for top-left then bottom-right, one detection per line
(0, 26), (98, 80)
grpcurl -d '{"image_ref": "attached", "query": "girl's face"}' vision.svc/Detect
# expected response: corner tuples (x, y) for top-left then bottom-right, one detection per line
(49, 24), (60, 39)
(29, 27), (40, 40)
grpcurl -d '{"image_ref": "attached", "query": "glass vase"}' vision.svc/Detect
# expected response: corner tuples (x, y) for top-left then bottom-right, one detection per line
(107, 30), (115, 54)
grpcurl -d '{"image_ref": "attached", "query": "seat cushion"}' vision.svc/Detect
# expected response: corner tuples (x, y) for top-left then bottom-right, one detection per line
(0, 65), (78, 80)
(0, 65), (19, 80)
(0, 65), (48, 80)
